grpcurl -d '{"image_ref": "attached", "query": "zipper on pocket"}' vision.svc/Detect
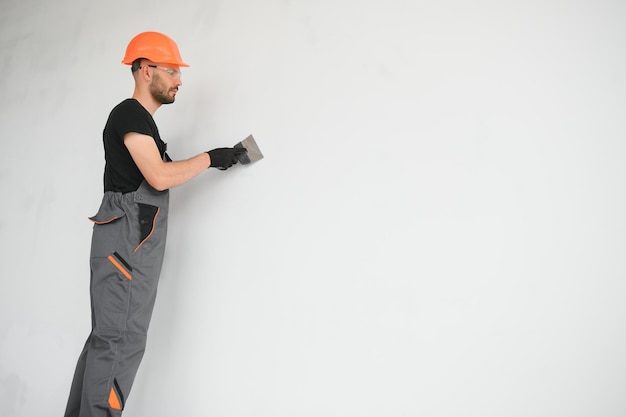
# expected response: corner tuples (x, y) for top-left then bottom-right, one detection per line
(107, 252), (132, 280)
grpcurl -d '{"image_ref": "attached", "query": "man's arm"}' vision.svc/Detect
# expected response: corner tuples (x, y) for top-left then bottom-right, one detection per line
(124, 132), (210, 191)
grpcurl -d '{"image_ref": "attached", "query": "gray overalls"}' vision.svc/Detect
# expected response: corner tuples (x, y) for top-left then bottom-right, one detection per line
(65, 179), (169, 417)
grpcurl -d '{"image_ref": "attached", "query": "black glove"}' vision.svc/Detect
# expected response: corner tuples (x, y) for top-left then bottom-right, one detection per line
(206, 147), (248, 170)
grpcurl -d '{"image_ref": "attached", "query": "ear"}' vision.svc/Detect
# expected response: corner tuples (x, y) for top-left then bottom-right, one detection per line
(135, 64), (152, 82)
(143, 64), (152, 79)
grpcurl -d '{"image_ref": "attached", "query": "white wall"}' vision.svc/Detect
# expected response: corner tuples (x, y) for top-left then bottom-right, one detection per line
(1, 0), (626, 416)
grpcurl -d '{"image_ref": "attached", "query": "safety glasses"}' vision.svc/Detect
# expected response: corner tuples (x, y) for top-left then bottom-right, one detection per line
(146, 65), (182, 79)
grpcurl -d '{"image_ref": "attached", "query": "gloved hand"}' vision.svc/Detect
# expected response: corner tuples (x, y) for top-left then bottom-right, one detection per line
(206, 147), (248, 170)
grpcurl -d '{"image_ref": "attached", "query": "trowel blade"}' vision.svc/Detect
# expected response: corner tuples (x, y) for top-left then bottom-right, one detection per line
(234, 134), (264, 165)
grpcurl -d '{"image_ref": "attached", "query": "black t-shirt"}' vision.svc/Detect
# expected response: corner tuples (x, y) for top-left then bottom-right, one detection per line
(102, 99), (167, 193)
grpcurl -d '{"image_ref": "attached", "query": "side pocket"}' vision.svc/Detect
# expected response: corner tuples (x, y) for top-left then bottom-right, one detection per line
(90, 254), (132, 331)
(89, 211), (127, 259)
(135, 203), (160, 252)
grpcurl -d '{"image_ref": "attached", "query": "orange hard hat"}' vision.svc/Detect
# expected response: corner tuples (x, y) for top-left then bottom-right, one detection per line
(122, 31), (189, 67)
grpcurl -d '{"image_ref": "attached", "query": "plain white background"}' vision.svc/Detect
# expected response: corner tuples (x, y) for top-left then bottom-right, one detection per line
(1, 0), (626, 416)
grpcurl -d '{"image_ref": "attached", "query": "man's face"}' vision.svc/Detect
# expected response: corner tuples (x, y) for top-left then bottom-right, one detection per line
(148, 64), (183, 105)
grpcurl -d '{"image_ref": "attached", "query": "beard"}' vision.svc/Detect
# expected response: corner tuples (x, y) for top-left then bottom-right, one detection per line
(149, 75), (177, 104)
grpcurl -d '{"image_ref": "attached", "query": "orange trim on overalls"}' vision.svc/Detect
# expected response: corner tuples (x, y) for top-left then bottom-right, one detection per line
(108, 387), (122, 410)
(107, 255), (132, 280)
(89, 216), (120, 225)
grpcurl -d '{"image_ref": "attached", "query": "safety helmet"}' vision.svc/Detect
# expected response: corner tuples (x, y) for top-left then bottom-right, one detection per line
(122, 31), (189, 67)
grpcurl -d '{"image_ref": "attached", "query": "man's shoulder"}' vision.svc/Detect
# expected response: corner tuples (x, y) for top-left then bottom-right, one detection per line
(110, 98), (143, 115)
(105, 98), (158, 141)
(107, 99), (153, 126)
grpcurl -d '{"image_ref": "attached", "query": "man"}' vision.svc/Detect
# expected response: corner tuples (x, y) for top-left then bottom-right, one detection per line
(64, 31), (246, 417)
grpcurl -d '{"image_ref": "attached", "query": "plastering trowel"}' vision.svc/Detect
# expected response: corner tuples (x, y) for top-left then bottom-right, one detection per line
(234, 134), (264, 165)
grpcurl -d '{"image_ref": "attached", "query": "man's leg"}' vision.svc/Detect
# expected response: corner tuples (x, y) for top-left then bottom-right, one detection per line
(64, 337), (90, 417)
